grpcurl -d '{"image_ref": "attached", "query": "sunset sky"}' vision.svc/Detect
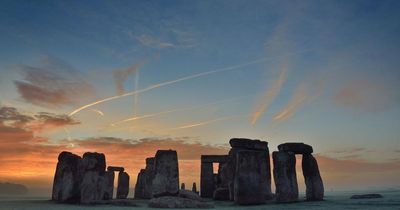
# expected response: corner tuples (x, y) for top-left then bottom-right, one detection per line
(0, 0), (399, 194)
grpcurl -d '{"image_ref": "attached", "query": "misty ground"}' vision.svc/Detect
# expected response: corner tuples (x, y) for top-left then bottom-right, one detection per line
(1, 190), (399, 210)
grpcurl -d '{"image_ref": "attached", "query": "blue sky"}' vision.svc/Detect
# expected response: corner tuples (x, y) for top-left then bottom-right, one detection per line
(1, 0), (400, 163)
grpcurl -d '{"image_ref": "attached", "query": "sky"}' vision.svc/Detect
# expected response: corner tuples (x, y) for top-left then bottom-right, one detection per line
(0, 0), (399, 194)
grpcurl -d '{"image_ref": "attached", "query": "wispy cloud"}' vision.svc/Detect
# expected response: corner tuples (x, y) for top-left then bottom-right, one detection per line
(113, 59), (147, 95)
(273, 83), (309, 121)
(13, 57), (95, 108)
(136, 34), (175, 49)
(251, 64), (287, 125)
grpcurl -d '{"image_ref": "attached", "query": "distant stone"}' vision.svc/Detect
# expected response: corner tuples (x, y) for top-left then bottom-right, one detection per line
(234, 150), (271, 205)
(302, 154), (324, 201)
(278, 143), (313, 154)
(117, 171), (130, 199)
(192, 182), (198, 194)
(152, 150), (179, 197)
(148, 196), (214, 208)
(273, 151), (298, 203)
(181, 183), (186, 190)
(107, 166), (124, 172)
(350, 194), (383, 199)
(213, 187), (230, 201)
(179, 189), (204, 201)
(229, 138), (268, 150)
(52, 151), (82, 203)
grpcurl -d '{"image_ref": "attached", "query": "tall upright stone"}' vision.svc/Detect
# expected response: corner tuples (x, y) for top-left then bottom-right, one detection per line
(143, 157), (155, 198)
(101, 171), (115, 200)
(135, 169), (145, 199)
(117, 171), (130, 199)
(80, 152), (107, 204)
(200, 161), (214, 198)
(152, 150), (179, 197)
(192, 182), (198, 194)
(273, 151), (298, 203)
(278, 143), (313, 154)
(52, 151), (83, 203)
(234, 150), (270, 205)
(302, 154), (324, 201)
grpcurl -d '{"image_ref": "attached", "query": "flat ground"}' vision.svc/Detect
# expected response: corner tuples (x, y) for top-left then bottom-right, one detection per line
(1, 190), (399, 210)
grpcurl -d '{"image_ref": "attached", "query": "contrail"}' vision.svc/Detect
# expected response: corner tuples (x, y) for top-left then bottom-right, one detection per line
(69, 52), (310, 116)
(90, 109), (104, 116)
(250, 63), (287, 125)
(273, 83), (309, 121)
(111, 96), (246, 126)
(171, 114), (248, 130)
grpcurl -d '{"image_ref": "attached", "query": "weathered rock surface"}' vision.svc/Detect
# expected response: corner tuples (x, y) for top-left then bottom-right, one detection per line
(117, 171), (130, 199)
(80, 152), (107, 204)
(179, 189), (204, 201)
(273, 151), (298, 203)
(152, 150), (179, 197)
(82, 152), (106, 173)
(107, 166), (124, 172)
(148, 196), (214, 208)
(213, 187), (230, 201)
(302, 154), (324, 201)
(278, 143), (313, 154)
(350, 194), (383, 199)
(234, 150), (271, 205)
(52, 151), (82, 203)
(229, 138), (268, 150)
(102, 171), (114, 200)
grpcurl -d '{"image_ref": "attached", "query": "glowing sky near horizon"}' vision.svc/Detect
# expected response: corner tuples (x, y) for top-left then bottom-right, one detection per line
(0, 0), (399, 191)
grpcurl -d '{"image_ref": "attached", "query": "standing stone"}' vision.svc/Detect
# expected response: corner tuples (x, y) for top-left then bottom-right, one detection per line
(200, 161), (214, 198)
(273, 151), (298, 202)
(302, 154), (324, 201)
(134, 169), (145, 199)
(80, 152), (107, 204)
(52, 151), (82, 203)
(143, 157), (155, 198)
(101, 171), (115, 200)
(192, 182), (198, 194)
(278, 143), (313, 154)
(152, 150), (179, 197)
(117, 171), (130, 199)
(234, 150), (270, 205)
(181, 183), (186, 190)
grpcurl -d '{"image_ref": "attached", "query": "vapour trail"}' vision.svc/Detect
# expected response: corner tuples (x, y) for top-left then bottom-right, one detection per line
(170, 114), (248, 130)
(90, 109), (104, 116)
(111, 96), (245, 126)
(69, 51), (310, 117)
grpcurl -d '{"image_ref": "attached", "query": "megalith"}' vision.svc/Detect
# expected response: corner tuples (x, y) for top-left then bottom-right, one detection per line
(302, 154), (324, 201)
(80, 152), (107, 204)
(273, 151), (298, 202)
(134, 169), (145, 199)
(234, 150), (270, 205)
(200, 161), (214, 198)
(52, 151), (83, 203)
(278, 142), (313, 154)
(152, 150), (179, 197)
(117, 171), (130, 199)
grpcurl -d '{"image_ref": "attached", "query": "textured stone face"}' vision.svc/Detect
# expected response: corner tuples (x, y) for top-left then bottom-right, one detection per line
(278, 143), (313, 154)
(302, 154), (324, 201)
(52, 151), (83, 203)
(234, 150), (270, 205)
(80, 152), (108, 204)
(82, 152), (106, 173)
(152, 150), (179, 197)
(229, 138), (268, 150)
(273, 151), (298, 203)
(117, 171), (130, 199)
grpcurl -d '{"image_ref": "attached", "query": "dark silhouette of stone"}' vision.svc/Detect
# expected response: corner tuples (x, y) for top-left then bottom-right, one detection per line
(273, 151), (298, 203)
(234, 150), (270, 205)
(80, 152), (107, 204)
(179, 189), (204, 201)
(200, 161), (214, 198)
(134, 169), (145, 199)
(134, 157), (155, 199)
(302, 154), (324, 201)
(278, 143), (313, 154)
(201, 155), (229, 163)
(102, 171), (115, 200)
(181, 183), (186, 190)
(152, 150), (179, 197)
(148, 196), (213, 208)
(107, 166), (124, 172)
(350, 194), (383, 199)
(117, 171), (130, 199)
(213, 187), (230, 201)
(52, 151), (82, 203)
(82, 152), (106, 173)
(192, 182), (198, 194)
(230, 138), (268, 150)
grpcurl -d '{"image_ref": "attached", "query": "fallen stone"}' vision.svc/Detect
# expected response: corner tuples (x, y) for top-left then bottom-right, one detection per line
(229, 138), (268, 150)
(302, 154), (324, 201)
(179, 189), (204, 201)
(234, 150), (271, 205)
(107, 166), (124, 172)
(148, 196), (214, 208)
(152, 150), (179, 197)
(117, 171), (130, 199)
(350, 194), (383, 199)
(278, 143), (313, 154)
(52, 151), (82, 203)
(213, 187), (230, 201)
(273, 151), (298, 203)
